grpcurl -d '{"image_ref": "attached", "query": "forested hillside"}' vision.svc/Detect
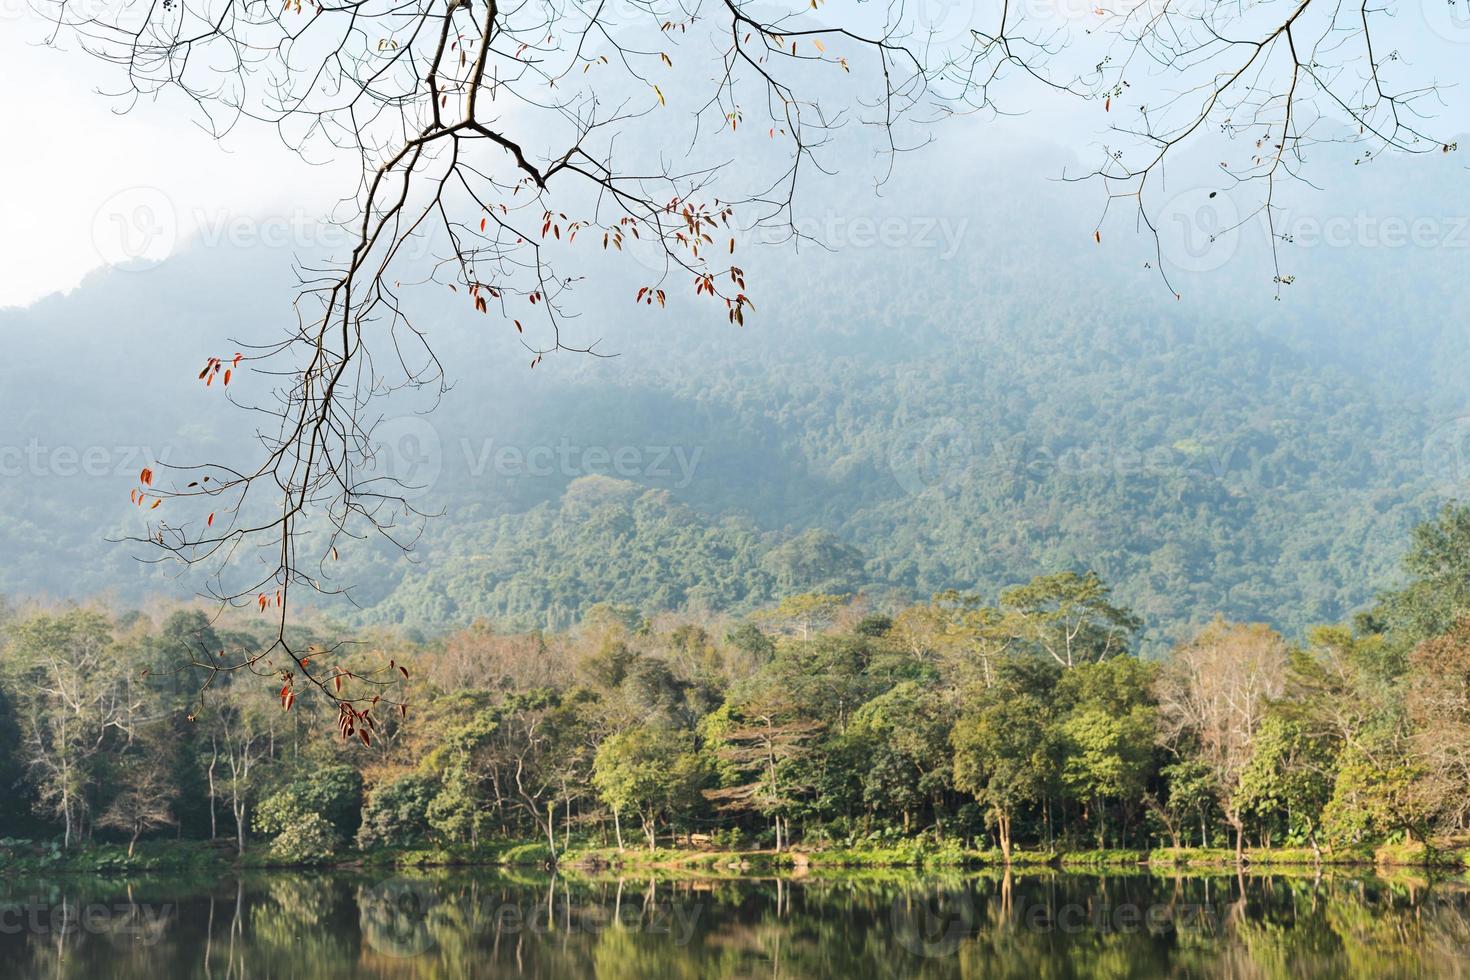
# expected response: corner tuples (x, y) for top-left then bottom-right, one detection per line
(3, 145), (1467, 650)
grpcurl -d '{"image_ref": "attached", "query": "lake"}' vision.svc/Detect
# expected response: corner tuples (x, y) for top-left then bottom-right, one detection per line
(1, 868), (1468, 978)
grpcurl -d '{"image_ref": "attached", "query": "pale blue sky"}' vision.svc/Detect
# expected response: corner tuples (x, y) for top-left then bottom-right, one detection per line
(2, 0), (1465, 308)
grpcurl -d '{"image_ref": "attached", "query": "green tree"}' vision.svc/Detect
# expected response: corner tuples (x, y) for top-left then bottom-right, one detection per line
(358, 773), (438, 849)
(1000, 572), (1141, 669)
(951, 660), (1059, 860)
(1153, 759), (1217, 848)
(423, 708), (500, 847)
(205, 693), (279, 855)
(98, 734), (180, 857)
(702, 692), (823, 851)
(849, 681), (954, 834)
(1054, 657), (1159, 848)
(3, 610), (144, 847)
(1375, 504), (1470, 646)
(1235, 713), (1334, 857)
(593, 725), (705, 850)
(761, 593), (852, 640)
(759, 530), (864, 596)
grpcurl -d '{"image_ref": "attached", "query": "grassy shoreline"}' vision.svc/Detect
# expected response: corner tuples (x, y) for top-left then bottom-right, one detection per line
(555, 842), (1469, 874)
(6, 837), (1468, 876)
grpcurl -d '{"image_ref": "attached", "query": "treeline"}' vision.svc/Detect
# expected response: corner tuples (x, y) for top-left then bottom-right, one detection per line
(5, 504), (1470, 864)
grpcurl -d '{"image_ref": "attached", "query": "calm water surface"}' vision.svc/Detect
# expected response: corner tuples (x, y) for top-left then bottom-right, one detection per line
(1, 868), (1467, 978)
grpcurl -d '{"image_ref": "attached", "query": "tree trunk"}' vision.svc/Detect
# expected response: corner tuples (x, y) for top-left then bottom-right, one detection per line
(613, 807), (625, 851)
(995, 807), (1012, 864)
(61, 783), (74, 851)
(233, 795), (247, 856)
(1142, 793), (1180, 850)
(207, 738), (219, 840)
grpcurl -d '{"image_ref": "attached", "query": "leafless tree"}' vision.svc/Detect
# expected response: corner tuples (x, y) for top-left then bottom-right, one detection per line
(4, 610), (147, 847)
(969, 0), (1457, 296)
(1156, 618), (1286, 862)
(1406, 617), (1470, 831)
(98, 748), (180, 856)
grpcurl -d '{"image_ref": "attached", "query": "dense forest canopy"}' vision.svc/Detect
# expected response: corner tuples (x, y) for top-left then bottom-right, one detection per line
(3, 149), (1468, 651)
(5, 503), (1470, 861)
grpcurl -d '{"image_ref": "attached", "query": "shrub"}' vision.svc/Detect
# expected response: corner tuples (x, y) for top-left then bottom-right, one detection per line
(358, 773), (439, 849)
(254, 778), (352, 864)
(500, 842), (552, 866)
(268, 813), (341, 864)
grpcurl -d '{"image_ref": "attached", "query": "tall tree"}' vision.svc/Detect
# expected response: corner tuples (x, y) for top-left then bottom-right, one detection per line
(703, 692), (823, 852)
(951, 660), (1059, 861)
(1054, 657), (1159, 848)
(1156, 619), (1286, 862)
(4, 610), (144, 847)
(99, 735), (181, 857)
(593, 725), (705, 851)
(849, 681), (954, 835)
(1234, 712), (1334, 857)
(207, 694), (279, 855)
(1375, 504), (1470, 647)
(1405, 617), (1470, 833)
(1000, 572), (1140, 669)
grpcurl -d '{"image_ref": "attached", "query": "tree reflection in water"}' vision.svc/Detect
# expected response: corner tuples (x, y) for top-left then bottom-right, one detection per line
(2, 869), (1470, 978)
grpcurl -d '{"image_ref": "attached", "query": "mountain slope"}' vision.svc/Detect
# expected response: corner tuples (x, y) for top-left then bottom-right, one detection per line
(3, 142), (1467, 650)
